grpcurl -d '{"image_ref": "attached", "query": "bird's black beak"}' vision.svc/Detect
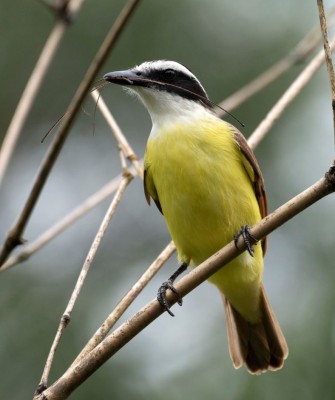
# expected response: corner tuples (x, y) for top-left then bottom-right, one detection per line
(103, 69), (141, 86)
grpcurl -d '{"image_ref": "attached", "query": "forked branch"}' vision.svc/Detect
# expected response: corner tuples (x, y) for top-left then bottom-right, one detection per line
(0, 0), (142, 267)
(36, 165), (133, 394)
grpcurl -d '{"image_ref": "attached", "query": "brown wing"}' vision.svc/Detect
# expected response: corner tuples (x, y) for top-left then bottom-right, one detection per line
(144, 168), (163, 214)
(232, 127), (268, 254)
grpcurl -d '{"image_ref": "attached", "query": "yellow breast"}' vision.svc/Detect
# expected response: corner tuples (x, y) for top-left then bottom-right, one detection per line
(144, 116), (264, 322)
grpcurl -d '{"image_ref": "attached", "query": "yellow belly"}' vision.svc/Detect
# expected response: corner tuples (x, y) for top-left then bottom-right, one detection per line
(144, 118), (263, 322)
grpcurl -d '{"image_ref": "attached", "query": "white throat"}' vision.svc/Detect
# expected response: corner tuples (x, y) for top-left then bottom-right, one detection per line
(130, 87), (215, 136)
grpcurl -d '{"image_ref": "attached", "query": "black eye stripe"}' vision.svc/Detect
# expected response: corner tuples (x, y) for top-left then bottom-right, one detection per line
(164, 69), (176, 79)
(149, 68), (192, 84)
(141, 68), (212, 109)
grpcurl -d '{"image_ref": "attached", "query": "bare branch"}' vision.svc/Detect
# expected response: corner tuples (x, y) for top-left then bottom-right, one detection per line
(317, 0), (335, 146)
(36, 169), (133, 393)
(91, 90), (143, 178)
(71, 241), (175, 368)
(0, 168), (141, 272)
(1, 93), (145, 273)
(35, 166), (335, 400)
(248, 38), (335, 150)
(217, 8), (335, 114)
(0, 0), (85, 185)
(0, 0), (142, 267)
(35, 85), (147, 389)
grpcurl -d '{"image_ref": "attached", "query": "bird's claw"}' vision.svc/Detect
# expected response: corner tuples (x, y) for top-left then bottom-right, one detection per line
(157, 280), (183, 317)
(234, 225), (258, 256)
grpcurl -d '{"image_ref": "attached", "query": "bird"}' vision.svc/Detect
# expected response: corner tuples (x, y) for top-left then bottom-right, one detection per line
(103, 60), (288, 374)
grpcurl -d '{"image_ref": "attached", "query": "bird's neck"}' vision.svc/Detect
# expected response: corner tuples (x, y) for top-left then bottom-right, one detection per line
(137, 91), (216, 138)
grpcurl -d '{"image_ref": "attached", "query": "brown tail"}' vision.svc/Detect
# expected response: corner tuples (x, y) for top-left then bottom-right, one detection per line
(223, 286), (288, 374)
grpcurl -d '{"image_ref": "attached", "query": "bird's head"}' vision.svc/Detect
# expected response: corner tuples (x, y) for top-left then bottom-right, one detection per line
(103, 60), (214, 122)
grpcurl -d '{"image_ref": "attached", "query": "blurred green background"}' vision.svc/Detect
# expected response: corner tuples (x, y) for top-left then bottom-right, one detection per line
(1, 0), (335, 399)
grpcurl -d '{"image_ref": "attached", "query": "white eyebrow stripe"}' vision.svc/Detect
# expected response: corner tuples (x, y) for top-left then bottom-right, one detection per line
(138, 60), (193, 77)
(134, 60), (207, 96)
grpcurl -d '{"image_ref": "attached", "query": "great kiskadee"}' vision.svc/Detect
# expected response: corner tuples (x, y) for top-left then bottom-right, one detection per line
(104, 60), (288, 374)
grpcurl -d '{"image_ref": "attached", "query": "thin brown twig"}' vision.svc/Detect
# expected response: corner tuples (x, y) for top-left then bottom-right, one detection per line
(91, 90), (143, 178)
(35, 166), (335, 400)
(38, 0), (71, 22)
(248, 38), (335, 150)
(71, 240), (175, 368)
(218, 6), (335, 115)
(0, 167), (140, 272)
(0, 0), (85, 185)
(317, 0), (335, 147)
(36, 166), (134, 393)
(0, 0), (142, 267)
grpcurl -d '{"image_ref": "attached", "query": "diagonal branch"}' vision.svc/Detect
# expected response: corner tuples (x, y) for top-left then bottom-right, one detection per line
(36, 165), (134, 394)
(0, 0), (142, 267)
(70, 240), (175, 368)
(91, 90), (143, 178)
(218, 6), (335, 115)
(35, 166), (335, 400)
(317, 0), (335, 146)
(248, 38), (335, 149)
(0, 169), (139, 272)
(0, 0), (85, 185)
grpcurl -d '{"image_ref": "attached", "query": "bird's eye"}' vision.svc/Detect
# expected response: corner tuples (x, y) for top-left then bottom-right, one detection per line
(164, 69), (176, 80)
(135, 71), (142, 76)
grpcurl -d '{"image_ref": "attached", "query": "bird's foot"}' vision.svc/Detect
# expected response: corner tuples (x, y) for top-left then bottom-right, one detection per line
(234, 225), (258, 256)
(157, 280), (183, 317)
(157, 262), (188, 317)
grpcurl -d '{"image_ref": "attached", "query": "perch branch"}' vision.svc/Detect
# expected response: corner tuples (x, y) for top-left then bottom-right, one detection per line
(35, 166), (335, 400)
